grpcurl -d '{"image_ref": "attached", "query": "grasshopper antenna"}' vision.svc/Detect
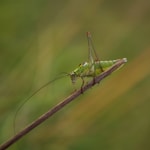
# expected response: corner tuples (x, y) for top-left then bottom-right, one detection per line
(13, 73), (68, 134)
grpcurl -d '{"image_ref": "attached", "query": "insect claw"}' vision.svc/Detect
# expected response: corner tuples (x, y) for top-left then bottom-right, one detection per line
(80, 87), (84, 94)
(92, 77), (96, 85)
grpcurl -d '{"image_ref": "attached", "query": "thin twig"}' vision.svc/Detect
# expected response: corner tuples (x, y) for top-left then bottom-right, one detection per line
(0, 58), (126, 150)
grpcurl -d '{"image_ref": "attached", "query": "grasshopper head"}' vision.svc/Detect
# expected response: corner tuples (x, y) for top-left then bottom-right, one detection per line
(69, 72), (77, 84)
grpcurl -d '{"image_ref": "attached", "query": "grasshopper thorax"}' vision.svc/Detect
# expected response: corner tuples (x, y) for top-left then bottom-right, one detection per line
(69, 62), (89, 84)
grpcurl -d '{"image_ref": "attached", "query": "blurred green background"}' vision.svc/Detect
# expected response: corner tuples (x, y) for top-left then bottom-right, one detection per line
(0, 0), (150, 149)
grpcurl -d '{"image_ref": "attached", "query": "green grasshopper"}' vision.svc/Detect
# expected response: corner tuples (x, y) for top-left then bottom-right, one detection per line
(14, 32), (127, 132)
(69, 32), (127, 87)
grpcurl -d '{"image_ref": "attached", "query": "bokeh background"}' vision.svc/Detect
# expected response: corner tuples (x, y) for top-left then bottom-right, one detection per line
(0, 0), (150, 149)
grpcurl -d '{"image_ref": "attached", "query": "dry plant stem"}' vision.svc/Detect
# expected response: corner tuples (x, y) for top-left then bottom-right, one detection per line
(0, 59), (126, 150)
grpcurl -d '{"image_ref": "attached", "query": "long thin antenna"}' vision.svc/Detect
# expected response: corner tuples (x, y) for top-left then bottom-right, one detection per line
(13, 73), (67, 134)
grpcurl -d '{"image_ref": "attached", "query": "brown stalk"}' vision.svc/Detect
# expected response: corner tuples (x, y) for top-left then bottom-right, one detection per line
(0, 58), (126, 150)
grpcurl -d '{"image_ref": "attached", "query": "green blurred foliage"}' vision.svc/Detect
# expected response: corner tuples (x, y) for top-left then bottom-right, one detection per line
(0, 0), (150, 149)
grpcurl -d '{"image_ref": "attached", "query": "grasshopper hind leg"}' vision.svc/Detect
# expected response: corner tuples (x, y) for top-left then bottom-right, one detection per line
(93, 61), (104, 85)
